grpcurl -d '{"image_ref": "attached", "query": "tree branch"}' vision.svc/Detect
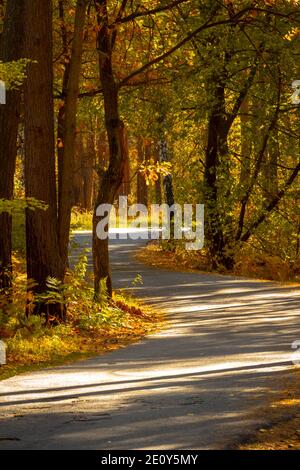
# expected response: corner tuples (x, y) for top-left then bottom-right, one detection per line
(236, 70), (281, 241)
(240, 160), (300, 243)
(120, 7), (253, 88)
(114, 0), (191, 25)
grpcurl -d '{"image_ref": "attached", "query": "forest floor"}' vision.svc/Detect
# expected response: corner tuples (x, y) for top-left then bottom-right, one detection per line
(0, 232), (299, 449)
(0, 255), (162, 382)
(137, 242), (300, 284)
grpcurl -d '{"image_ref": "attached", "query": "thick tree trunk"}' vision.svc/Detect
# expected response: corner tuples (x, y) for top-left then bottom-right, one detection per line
(58, 0), (87, 270)
(0, 0), (24, 299)
(24, 0), (64, 319)
(93, 1), (127, 299)
(204, 79), (233, 270)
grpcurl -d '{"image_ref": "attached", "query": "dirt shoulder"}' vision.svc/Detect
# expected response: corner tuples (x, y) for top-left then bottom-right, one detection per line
(238, 370), (300, 450)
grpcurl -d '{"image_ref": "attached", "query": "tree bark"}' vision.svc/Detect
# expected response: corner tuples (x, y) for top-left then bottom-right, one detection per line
(83, 133), (96, 210)
(24, 0), (64, 319)
(0, 0), (24, 299)
(57, 0), (71, 218)
(73, 134), (85, 207)
(58, 0), (87, 270)
(93, 0), (127, 299)
(118, 128), (130, 197)
(137, 137), (148, 206)
(204, 78), (233, 269)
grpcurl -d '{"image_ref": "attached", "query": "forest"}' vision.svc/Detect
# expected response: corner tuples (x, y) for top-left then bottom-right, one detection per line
(0, 0), (300, 453)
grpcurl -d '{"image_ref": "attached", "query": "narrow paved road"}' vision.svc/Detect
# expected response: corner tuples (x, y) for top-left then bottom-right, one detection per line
(0, 232), (299, 449)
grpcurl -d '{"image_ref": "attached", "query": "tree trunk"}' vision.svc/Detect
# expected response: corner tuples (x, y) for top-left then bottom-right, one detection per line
(0, 0), (24, 300)
(204, 79), (233, 270)
(58, 0), (87, 270)
(24, 0), (64, 319)
(239, 97), (251, 189)
(93, 0), (127, 299)
(57, 0), (71, 219)
(118, 128), (130, 197)
(83, 133), (96, 210)
(73, 136), (85, 207)
(137, 137), (148, 206)
(154, 142), (162, 205)
(159, 137), (175, 246)
(160, 140), (175, 208)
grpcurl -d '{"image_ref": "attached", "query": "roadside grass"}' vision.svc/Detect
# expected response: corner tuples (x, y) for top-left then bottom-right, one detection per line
(70, 207), (153, 232)
(137, 241), (300, 284)
(136, 241), (209, 273)
(0, 254), (163, 381)
(70, 208), (92, 231)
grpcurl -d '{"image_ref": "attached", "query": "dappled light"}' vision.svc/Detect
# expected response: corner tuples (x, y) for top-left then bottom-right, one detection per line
(1, 233), (299, 449)
(1, 0), (300, 453)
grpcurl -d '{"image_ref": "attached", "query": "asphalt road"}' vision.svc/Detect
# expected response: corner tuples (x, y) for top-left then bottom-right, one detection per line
(0, 231), (299, 449)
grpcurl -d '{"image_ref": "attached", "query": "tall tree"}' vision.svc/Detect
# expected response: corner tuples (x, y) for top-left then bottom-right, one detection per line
(0, 0), (24, 300)
(93, 0), (128, 298)
(24, 0), (64, 318)
(58, 0), (88, 270)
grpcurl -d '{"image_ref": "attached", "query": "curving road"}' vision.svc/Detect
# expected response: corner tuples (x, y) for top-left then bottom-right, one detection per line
(0, 231), (300, 449)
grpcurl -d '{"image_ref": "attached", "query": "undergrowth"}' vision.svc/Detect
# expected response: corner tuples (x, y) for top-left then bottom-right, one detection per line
(70, 207), (92, 231)
(0, 252), (162, 380)
(138, 240), (300, 283)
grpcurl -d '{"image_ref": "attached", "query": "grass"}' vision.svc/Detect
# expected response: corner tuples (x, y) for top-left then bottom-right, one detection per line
(137, 241), (211, 273)
(137, 241), (300, 283)
(70, 208), (92, 231)
(0, 254), (163, 381)
(70, 207), (153, 232)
